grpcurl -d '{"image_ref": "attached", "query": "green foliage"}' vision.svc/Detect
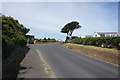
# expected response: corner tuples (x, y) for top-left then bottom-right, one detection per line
(44, 37), (47, 40)
(13, 35), (27, 47)
(2, 15), (30, 58)
(50, 38), (56, 42)
(48, 38), (51, 40)
(35, 38), (41, 42)
(69, 37), (120, 50)
(36, 38), (57, 43)
(71, 36), (78, 39)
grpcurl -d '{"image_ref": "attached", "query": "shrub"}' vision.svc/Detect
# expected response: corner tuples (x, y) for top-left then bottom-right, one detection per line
(70, 37), (120, 50)
(14, 35), (27, 47)
(35, 38), (57, 43)
(2, 15), (29, 58)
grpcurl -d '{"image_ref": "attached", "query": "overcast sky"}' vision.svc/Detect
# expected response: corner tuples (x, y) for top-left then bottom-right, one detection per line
(2, 2), (118, 40)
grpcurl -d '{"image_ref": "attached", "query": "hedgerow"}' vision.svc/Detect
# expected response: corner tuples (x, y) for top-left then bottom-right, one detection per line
(68, 37), (120, 50)
(2, 15), (29, 58)
(35, 38), (57, 43)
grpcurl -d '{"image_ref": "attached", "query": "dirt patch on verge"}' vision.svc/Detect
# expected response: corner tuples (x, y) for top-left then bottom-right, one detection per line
(64, 43), (120, 66)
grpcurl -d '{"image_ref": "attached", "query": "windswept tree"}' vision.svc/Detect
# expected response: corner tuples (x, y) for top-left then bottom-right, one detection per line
(61, 21), (82, 41)
(60, 26), (69, 39)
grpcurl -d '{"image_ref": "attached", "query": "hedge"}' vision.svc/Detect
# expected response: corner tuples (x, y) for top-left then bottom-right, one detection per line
(67, 37), (120, 50)
(35, 38), (57, 43)
(2, 15), (29, 58)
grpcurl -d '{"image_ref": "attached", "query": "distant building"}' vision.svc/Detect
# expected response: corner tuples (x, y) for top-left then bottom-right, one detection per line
(81, 36), (85, 38)
(92, 32), (118, 38)
(26, 35), (35, 44)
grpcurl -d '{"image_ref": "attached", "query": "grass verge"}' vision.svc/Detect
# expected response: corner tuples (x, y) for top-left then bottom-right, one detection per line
(64, 43), (120, 66)
(36, 49), (54, 78)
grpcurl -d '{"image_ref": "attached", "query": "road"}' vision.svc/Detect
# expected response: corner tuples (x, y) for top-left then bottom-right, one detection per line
(18, 44), (50, 78)
(29, 43), (118, 78)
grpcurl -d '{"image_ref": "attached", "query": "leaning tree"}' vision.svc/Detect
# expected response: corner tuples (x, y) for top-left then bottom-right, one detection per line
(60, 21), (81, 42)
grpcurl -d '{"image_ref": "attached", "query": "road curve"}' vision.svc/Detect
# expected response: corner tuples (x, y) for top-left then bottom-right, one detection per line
(30, 43), (118, 78)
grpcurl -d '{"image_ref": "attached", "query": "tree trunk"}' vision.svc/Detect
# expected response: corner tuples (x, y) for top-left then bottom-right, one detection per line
(65, 33), (68, 43)
(69, 30), (73, 39)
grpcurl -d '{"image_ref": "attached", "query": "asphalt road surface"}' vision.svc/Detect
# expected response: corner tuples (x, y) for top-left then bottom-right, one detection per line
(30, 43), (118, 78)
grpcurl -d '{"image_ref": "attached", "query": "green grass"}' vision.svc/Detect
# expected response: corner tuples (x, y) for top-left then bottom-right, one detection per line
(64, 43), (120, 66)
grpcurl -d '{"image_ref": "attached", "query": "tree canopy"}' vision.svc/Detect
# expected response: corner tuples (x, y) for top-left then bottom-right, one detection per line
(61, 21), (81, 41)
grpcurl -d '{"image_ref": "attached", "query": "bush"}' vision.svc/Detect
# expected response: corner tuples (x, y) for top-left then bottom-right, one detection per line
(69, 37), (120, 50)
(2, 35), (15, 58)
(14, 35), (27, 47)
(35, 38), (57, 43)
(2, 15), (29, 58)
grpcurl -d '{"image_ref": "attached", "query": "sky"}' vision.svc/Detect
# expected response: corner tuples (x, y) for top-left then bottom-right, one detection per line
(2, 2), (118, 40)
(1, 0), (120, 2)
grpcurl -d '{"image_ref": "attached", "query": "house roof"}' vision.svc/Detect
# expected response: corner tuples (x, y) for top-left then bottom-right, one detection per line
(96, 32), (118, 35)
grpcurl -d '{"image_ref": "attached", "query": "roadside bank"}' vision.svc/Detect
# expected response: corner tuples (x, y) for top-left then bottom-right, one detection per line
(64, 43), (120, 66)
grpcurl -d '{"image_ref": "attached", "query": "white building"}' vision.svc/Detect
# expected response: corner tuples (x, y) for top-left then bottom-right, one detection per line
(92, 32), (118, 38)
(81, 36), (85, 38)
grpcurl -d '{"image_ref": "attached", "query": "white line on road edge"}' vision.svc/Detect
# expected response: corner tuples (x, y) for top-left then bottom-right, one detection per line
(36, 49), (55, 78)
